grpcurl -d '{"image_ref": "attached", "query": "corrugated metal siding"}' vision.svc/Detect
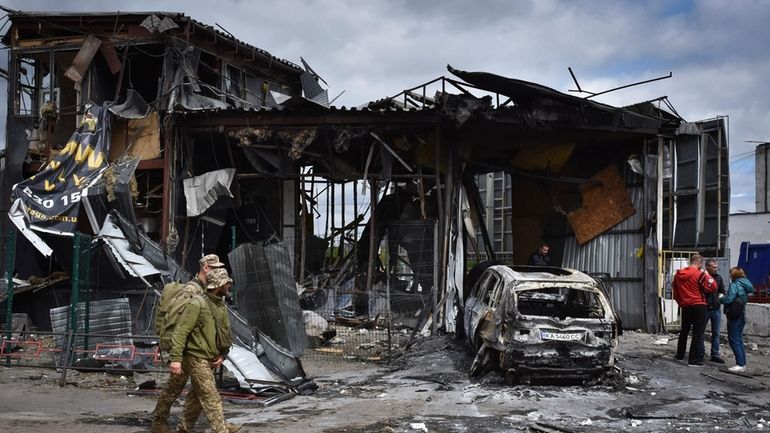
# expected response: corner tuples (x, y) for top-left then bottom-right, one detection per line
(50, 298), (134, 349)
(229, 242), (307, 356)
(563, 187), (645, 329)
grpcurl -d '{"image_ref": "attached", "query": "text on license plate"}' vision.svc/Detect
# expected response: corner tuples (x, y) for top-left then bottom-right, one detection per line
(540, 331), (583, 341)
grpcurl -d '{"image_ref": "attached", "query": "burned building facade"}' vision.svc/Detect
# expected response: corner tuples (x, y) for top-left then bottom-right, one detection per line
(1, 9), (728, 349)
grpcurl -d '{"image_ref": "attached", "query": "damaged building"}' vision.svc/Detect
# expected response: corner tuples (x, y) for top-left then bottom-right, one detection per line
(0, 8), (729, 382)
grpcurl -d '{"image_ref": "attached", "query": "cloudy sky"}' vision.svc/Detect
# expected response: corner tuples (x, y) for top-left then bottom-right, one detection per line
(1, 0), (768, 213)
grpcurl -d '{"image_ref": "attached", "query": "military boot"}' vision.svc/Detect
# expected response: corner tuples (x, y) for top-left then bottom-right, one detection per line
(227, 423), (242, 433)
(150, 422), (172, 433)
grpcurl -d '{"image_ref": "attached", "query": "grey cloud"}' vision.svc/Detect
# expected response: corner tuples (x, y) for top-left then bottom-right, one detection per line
(2, 0), (767, 211)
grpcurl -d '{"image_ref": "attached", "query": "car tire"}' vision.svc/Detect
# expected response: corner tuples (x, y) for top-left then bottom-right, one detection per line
(469, 342), (498, 377)
(504, 369), (519, 386)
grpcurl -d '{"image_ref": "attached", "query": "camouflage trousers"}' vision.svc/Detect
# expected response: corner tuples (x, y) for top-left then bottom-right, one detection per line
(177, 356), (228, 433)
(151, 361), (190, 424)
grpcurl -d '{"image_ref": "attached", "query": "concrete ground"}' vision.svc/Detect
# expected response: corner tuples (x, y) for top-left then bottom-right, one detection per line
(1, 330), (770, 433)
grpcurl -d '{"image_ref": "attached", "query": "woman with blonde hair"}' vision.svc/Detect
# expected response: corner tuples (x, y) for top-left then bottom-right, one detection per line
(720, 267), (755, 372)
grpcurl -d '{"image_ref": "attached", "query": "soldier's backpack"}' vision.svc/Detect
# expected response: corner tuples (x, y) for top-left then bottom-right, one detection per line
(155, 281), (201, 352)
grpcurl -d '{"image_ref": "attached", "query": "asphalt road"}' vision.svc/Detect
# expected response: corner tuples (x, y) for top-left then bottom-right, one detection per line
(1, 331), (769, 432)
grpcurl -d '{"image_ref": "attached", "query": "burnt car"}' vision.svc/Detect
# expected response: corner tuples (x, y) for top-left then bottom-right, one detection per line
(463, 265), (621, 383)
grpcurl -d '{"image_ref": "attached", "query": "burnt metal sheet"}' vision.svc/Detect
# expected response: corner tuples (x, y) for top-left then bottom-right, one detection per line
(178, 85), (230, 111)
(99, 40), (122, 75)
(447, 65), (663, 131)
(112, 211), (189, 283)
(300, 71), (325, 101)
(109, 89), (150, 119)
(64, 35), (102, 82)
(229, 242), (306, 356)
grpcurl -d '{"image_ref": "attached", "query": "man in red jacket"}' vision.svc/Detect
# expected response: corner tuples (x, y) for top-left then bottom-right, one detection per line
(673, 254), (718, 366)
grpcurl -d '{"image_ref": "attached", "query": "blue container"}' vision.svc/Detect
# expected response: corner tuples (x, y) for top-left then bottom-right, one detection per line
(736, 242), (770, 296)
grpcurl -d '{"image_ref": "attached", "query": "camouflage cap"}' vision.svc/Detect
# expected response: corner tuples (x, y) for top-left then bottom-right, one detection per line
(199, 254), (225, 268)
(206, 268), (233, 290)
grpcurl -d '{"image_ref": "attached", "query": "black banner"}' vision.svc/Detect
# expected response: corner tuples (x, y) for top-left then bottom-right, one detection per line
(12, 104), (111, 235)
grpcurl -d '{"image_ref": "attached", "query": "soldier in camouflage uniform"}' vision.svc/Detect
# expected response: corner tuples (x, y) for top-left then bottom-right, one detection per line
(151, 255), (228, 433)
(177, 268), (237, 433)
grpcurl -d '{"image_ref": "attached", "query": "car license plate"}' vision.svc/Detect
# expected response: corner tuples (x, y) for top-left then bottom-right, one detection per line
(541, 331), (582, 341)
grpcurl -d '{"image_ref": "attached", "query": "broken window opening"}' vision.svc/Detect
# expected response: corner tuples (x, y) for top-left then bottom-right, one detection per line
(516, 287), (605, 319)
(123, 44), (166, 105)
(244, 73), (265, 107)
(223, 63), (243, 106)
(196, 51), (224, 101)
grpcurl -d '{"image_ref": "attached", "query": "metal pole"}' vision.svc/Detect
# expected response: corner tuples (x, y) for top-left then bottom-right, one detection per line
(4, 226), (16, 366)
(230, 225), (237, 306)
(385, 234), (392, 354)
(353, 180), (358, 264)
(432, 220), (438, 334)
(433, 128), (444, 326)
(71, 233), (81, 334)
(366, 180), (378, 295)
(339, 182), (346, 260)
(83, 235), (91, 354)
(331, 182), (336, 257)
(4, 226), (16, 334)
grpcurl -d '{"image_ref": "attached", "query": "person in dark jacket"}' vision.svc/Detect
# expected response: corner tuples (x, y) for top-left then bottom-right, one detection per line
(528, 243), (551, 266)
(720, 267), (755, 373)
(698, 258), (726, 363)
(673, 254), (718, 366)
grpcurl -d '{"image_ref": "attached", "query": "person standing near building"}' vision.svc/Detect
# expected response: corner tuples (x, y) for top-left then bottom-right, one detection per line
(151, 254), (226, 433)
(721, 267), (754, 373)
(673, 254), (718, 366)
(176, 268), (237, 433)
(699, 258), (726, 363)
(528, 243), (551, 266)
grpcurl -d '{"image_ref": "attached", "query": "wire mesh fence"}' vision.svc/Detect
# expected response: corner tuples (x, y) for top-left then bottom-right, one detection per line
(298, 219), (438, 364)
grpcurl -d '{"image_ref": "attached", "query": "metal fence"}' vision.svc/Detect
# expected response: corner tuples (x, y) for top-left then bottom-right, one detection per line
(1, 329), (162, 382)
(1, 216), (440, 371)
(299, 219), (438, 363)
(1, 226), (16, 336)
(659, 250), (698, 330)
(296, 220), (438, 362)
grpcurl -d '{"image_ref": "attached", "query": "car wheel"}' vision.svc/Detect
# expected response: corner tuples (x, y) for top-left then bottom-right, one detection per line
(469, 342), (498, 377)
(504, 369), (519, 386)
